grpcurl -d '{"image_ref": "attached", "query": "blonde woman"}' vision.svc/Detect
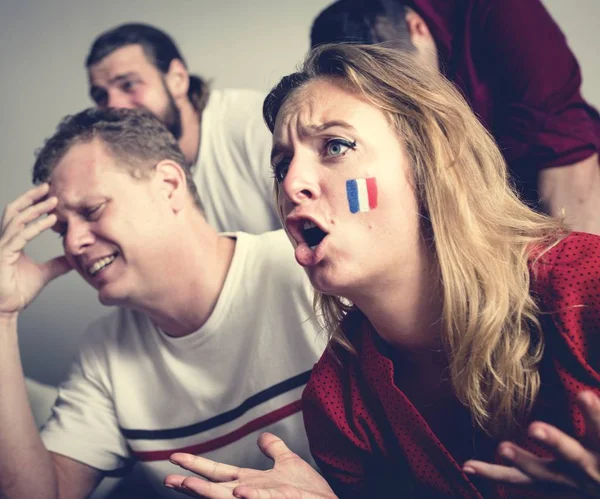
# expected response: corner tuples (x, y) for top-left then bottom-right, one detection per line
(165, 44), (600, 498)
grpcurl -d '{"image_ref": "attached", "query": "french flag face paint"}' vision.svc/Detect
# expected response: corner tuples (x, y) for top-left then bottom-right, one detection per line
(346, 177), (378, 214)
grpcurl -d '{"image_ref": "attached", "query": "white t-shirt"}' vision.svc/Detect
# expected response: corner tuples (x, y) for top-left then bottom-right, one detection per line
(41, 230), (326, 497)
(194, 89), (281, 234)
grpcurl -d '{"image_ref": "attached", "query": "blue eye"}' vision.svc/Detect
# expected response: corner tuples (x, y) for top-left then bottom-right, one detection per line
(273, 159), (291, 184)
(325, 139), (356, 158)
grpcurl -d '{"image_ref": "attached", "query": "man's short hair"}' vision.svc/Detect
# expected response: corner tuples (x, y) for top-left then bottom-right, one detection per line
(32, 107), (204, 211)
(311, 0), (414, 51)
(86, 23), (210, 114)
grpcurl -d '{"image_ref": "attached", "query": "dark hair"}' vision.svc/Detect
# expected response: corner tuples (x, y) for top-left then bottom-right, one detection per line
(32, 107), (203, 211)
(310, 0), (413, 51)
(86, 23), (210, 113)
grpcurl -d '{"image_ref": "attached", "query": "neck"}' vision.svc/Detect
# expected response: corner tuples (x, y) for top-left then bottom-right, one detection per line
(127, 215), (235, 337)
(178, 96), (203, 165)
(352, 246), (443, 354)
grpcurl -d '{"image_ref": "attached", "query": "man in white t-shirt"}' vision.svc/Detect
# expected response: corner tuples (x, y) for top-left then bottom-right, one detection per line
(86, 23), (280, 234)
(0, 108), (325, 499)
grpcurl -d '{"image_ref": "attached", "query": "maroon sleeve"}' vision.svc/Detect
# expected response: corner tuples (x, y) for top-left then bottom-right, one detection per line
(474, 0), (599, 171)
(302, 351), (372, 499)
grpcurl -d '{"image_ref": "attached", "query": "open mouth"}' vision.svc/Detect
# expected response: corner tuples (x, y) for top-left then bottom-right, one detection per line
(88, 252), (119, 277)
(302, 221), (328, 250)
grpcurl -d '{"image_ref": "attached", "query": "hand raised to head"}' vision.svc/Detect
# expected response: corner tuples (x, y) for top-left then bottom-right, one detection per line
(164, 432), (337, 498)
(0, 183), (72, 318)
(463, 391), (600, 497)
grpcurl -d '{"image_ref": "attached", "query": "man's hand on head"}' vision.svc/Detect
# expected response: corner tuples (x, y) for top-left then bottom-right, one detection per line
(0, 183), (72, 319)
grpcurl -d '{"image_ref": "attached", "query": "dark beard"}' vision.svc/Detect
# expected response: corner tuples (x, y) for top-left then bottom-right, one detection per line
(157, 78), (183, 140)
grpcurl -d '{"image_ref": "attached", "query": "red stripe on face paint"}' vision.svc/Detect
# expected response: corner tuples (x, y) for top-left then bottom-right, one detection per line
(366, 177), (378, 209)
(131, 400), (302, 462)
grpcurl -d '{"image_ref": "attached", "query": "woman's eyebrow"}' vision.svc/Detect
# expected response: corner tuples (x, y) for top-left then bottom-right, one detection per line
(270, 119), (359, 165)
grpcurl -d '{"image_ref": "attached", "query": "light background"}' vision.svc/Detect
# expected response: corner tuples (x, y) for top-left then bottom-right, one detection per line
(0, 0), (598, 386)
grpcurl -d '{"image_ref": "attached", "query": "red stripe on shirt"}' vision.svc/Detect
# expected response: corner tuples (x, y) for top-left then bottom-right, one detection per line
(131, 400), (302, 462)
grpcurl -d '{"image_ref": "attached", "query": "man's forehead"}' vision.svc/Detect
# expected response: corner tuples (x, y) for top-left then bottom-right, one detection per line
(88, 44), (153, 84)
(49, 140), (111, 192)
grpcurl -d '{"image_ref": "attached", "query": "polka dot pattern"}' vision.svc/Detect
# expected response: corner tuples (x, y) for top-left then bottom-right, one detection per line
(303, 232), (600, 498)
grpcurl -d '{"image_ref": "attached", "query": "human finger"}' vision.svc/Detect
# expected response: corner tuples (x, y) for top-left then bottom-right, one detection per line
(578, 392), (600, 451)
(497, 440), (579, 488)
(463, 459), (533, 485)
(164, 474), (235, 498)
(170, 453), (241, 482)
(257, 432), (295, 462)
(2, 214), (57, 260)
(1, 196), (58, 244)
(527, 422), (600, 485)
(1, 184), (51, 231)
(233, 484), (306, 499)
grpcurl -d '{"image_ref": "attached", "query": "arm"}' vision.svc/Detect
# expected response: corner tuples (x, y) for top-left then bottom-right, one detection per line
(474, 0), (599, 230)
(0, 184), (101, 498)
(538, 154), (600, 235)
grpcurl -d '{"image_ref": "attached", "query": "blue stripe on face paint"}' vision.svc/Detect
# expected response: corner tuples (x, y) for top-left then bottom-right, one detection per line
(346, 179), (359, 213)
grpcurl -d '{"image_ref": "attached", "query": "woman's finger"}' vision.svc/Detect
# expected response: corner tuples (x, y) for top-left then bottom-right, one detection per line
(257, 433), (295, 462)
(578, 391), (600, 451)
(496, 441), (579, 489)
(169, 453), (241, 482)
(165, 474), (236, 498)
(527, 422), (600, 483)
(463, 459), (532, 485)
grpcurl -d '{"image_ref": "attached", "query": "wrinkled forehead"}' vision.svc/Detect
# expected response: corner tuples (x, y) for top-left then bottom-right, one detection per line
(274, 77), (355, 136)
(272, 76), (396, 145)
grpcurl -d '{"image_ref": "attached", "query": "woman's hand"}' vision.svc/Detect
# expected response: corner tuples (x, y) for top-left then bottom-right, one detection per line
(464, 390), (600, 497)
(164, 432), (337, 498)
(0, 184), (71, 318)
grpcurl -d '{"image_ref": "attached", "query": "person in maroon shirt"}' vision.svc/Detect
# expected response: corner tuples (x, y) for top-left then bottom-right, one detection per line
(310, 0), (600, 236)
(163, 45), (600, 498)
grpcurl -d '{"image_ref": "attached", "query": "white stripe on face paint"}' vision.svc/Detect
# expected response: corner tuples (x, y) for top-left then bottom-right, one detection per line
(357, 178), (370, 212)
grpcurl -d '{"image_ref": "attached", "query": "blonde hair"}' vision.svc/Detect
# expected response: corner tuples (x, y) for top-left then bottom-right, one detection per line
(264, 44), (569, 438)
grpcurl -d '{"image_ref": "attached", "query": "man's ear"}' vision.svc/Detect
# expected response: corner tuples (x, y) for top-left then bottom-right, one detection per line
(405, 9), (433, 43)
(405, 8), (438, 70)
(164, 58), (190, 101)
(154, 160), (188, 213)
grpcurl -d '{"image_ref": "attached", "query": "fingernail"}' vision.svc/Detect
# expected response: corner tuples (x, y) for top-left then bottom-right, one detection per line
(500, 446), (514, 459)
(463, 466), (475, 474)
(163, 483), (174, 489)
(531, 427), (547, 441)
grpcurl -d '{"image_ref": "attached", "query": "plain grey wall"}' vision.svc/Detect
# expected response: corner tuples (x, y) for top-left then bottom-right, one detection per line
(0, 0), (598, 386)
